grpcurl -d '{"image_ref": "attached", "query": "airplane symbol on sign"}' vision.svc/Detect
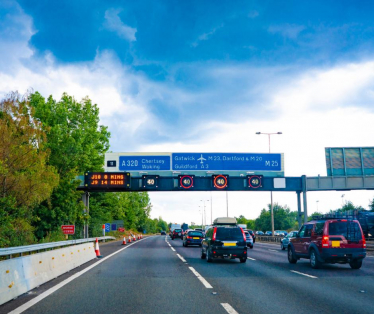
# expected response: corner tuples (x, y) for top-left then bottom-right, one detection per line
(197, 154), (206, 164)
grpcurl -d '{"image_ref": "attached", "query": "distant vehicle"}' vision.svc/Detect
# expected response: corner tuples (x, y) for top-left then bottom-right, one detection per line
(274, 230), (288, 236)
(247, 230), (256, 243)
(170, 223), (181, 232)
(238, 224), (247, 230)
(160, 230), (166, 235)
(265, 231), (273, 236)
(244, 231), (253, 249)
(288, 218), (366, 269)
(256, 231), (264, 235)
(280, 231), (298, 250)
(183, 230), (204, 247)
(181, 223), (189, 233)
(201, 217), (247, 263)
(171, 228), (183, 240)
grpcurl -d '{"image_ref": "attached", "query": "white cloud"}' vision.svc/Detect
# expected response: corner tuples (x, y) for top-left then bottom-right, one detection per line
(103, 8), (136, 42)
(268, 24), (305, 39)
(191, 24), (224, 47)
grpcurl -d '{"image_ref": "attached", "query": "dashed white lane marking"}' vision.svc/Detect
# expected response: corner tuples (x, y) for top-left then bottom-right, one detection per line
(290, 270), (317, 279)
(170, 247), (176, 252)
(189, 267), (213, 289)
(268, 249), (278, 252)
(176, 254), (187, 263)
(9, 237), (152, 314)
(221, 303), (239, 314)
(247, 257), (256, 261)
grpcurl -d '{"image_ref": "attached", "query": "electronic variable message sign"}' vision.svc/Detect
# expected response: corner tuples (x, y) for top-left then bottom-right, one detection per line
(247, 175), (263, 189)
(212, 175), (229, 190)
(178, 175), (195, 189)
(142, 175), (159, 189)
(85, 172), (130, 189)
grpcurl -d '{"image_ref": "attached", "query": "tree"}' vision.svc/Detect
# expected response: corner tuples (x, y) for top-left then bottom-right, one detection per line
(0, 93), (58, 246)
(28, 92), (110, 239)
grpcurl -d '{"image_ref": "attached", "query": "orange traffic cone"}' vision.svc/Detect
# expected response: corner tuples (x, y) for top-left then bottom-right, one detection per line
(133, 235), (136, 241)
(137, 235), (140, 240)
(128, 236), (131, 243)
(95, 238), (102, 258)
(122, 236), (127, 245)
(140, 234), (143, 239)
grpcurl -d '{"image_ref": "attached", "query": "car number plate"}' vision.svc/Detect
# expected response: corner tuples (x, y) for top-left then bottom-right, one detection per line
(193, 237), (200, 239)
(223, 243), (236, 247)
(332, 241), (340, 248)
(178, 233), (181, 235)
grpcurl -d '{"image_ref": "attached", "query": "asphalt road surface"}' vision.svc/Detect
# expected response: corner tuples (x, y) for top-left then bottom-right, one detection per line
(2, 236), (374, 314)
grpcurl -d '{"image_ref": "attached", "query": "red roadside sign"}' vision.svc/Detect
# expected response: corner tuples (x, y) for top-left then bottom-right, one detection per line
(118, 227), (125, 232)
(61, 225), (75, 235)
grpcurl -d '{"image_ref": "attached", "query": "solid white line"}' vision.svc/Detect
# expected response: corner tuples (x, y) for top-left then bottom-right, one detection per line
(188, 267), (213, 289)
(170, 247), (176, 252)
(290, 270), (317, 279)
(247, 257), (256, 261)
(176, 254), (187, 263)
(221, 303), (239, 314)
(9, 237), (152, 314)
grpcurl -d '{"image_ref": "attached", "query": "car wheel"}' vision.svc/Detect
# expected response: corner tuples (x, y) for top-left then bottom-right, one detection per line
(288, 246), (297, 264)
(201, 248), (206, 259)
(172, 237), (174, 240)
(310, 249), (321, 269)
(206, 249), (213, 263)
(185, 243), (188, 247)
(349, 259), (363, 269)
(240, 257), (247, 263)
(281, 243), (285, 250)
(249, 245), (253, 249)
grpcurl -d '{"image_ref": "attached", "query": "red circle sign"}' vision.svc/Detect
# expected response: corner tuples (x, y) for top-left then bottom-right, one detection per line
(180, 175), (193, 189)
(213, 175), (228, 189)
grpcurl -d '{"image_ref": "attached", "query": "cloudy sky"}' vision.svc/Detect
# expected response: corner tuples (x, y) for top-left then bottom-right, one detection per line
(1, 0), (374, 225)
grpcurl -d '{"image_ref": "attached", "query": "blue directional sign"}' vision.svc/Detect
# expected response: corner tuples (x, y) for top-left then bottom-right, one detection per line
(119, 155), (171, 171)
(111, 224), (117, 231)
(105, 223), (111, 232)
(172, 153), (281, 171)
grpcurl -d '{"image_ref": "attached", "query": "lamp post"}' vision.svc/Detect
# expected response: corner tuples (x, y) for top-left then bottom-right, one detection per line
(200, 199), (209, 227)
(341, 194), (345, 206)
(316, 200), (319, 212)
(256, 131), (282, 236)
(210, 192), (213, 224)
(199, 207), (203, 229)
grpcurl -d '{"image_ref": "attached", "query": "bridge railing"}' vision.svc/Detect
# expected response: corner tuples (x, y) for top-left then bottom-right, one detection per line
(0, 236), (116, 259)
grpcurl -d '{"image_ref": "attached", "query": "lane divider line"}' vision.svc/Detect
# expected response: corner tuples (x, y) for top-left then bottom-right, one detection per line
(170, 247), (176, 252)
(176, 254), (186, 263)
(8, 237), (153, 314)
(247, 257), (256, 261)
(268, 249), (278, 252)
(221, 303), (239, 314)
(188, 267), (213, 289)
(290, 270), (317, 279)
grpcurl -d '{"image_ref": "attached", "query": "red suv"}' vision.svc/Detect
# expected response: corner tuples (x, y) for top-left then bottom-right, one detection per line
(288, 218), (366, 269)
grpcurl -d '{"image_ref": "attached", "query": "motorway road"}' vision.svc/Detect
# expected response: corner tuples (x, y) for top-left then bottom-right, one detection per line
(2, 236), (374, 314)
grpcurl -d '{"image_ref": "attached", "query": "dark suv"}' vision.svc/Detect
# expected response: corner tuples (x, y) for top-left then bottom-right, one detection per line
(288, 219), (366, 269)
(201, 224), (247, 263)
(171, 228), (183, 240)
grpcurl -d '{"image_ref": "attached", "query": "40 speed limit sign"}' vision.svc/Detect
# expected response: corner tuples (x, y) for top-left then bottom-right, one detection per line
(212, 175), (229, 190)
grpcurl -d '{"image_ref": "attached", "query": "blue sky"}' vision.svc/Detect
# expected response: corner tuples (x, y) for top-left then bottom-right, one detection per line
(1, 0), (374, 222)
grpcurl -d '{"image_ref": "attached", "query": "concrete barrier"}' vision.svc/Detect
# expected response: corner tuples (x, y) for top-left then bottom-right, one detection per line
(0, 242), (95, 305)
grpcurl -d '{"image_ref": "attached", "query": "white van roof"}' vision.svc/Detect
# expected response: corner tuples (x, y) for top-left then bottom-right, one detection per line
(213, 217), (237, 225)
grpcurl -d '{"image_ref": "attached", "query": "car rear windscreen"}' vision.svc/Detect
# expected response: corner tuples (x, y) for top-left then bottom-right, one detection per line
(174, 229), (182, 232)
(328, 222), (362, 240)
(188, 231), (203, 237)
(216, 227), (243, 240)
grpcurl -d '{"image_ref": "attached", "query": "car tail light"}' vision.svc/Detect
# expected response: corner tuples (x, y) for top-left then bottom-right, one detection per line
(322, 236), (329, 248)
(362, 238), (366, 248)
(187, 236), (192, 239)
(240, 228), (246, 242)
(212, 227), (217, 241)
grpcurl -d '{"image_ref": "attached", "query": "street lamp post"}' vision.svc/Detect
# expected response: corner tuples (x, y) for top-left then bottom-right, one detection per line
(199, 207), (203, 229)
(256, 131), (282, 236)
(200, 199), (209, 227)
(316, 200), (319, 212)
(341, 194), (345, 206)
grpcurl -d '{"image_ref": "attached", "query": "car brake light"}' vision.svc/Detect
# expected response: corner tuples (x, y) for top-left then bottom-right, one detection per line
(340, 219), (347, 222)
(322, 235), (329, 248)
(187, 236), (192, 239)
(240, 228), (246, 242)
(362, 238), (366, 248)
(212, 227), (217, 241)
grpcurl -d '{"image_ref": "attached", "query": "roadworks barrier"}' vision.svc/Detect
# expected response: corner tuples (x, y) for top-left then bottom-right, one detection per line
(0, 242), (96, 306)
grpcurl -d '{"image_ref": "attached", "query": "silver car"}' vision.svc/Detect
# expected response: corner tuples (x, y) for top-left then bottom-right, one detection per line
(280, 231), (298, 250)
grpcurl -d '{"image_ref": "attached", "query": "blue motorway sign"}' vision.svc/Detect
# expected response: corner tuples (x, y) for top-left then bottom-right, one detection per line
(172, 153), (281, 171)
(105, 223), (111, 232)
(111, 224), (117, 231)
(119, 155), (170, 171)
